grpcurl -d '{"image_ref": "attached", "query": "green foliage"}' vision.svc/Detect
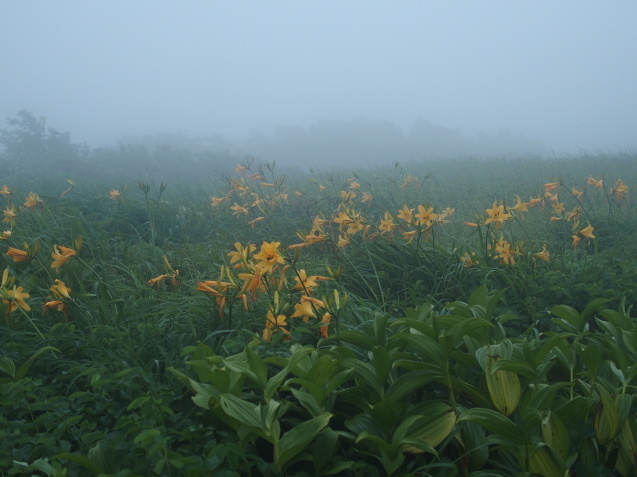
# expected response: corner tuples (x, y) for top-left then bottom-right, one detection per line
(1, 152), (637, 474)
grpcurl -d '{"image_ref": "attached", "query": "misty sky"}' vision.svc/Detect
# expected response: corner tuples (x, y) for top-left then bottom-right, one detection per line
(1, 1), (636, 153)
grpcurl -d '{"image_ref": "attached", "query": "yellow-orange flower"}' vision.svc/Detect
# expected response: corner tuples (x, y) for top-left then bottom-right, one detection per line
(227, 242), (256, 269)
(340, 190), (356, 202)
(320, 312), (332, 339)
(253, 241), (285, 274)
(43, 299), (65, 313)
(544, 182), (560, 193)
(484, 202), (512, 229)
(50, 279), (72, 299)
(397, 204), (414, 224)
(230, 202), (249, 216)
(0, 230), (11, 240)
(148, 274), (170, 287)
(403, 230), (417, 244)
(579, 222), (595, 239)
(511, 196), (528, 212)
(3, 285), (31, 314)
(534, 244), (550, 262)
(51, 245), (76, 271)
(611, 179), (628, 200)
(361, 192), (373, 204)
(210, 196), (226, 206)
(379, 212), (396, 234)
(571, 188), (584, 202)
(494, 238), (516, 265)
(3, 206), (17, 226)
(6, 247), (29, 262)
(24, 192), (42, 209)
(292, 297), (316, 323)
(262, 310), (289, 341)
(109, 189), (121, 200)
(587, 175), (603, 190)
(415, 205), (439, 227)
(0, 185), (11, 196)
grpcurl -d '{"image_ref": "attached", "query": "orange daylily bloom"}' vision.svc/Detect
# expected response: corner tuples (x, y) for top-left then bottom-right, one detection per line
(3, 285), (31, 314)
(337, 234), (351, 248)
(511, 196), (528, 212)
(230, 202), (249, 216)
(24, 192), (42, 209)
(196, 280), (234, 296)
(50, 279), (72, 299)
(109, 189), (121, 200)
(415, 205), (439, 227)
(340, 190), (356, 202)
(227, 242), (256, 269)
(235, 164), (248, 173)
(249, 217), (265, 228)
(484, 202), (512, 229)
(43, 299), (65, 313)
(397, 204), (414, 224)
(51, 245), (76, 271)
(210, 196), (226, 206)
(611, 179), (628, 200)
(403, 230), (417, 244)
(253, 241), (285, 274)
(262, 310), (289, 341)
(293, 270), (331, 293)
(320, 312), (332, 339)
(534, 244), (550, 262)
(379, 212), (396, 234)
(360, 192), (373, 204)
(0, 185), (12, 196)
(579, 222), (595, 239)
(587, 175), (603, 190)
(3, 206), (17, 226)
(291, 298), (318, 322)
(544, 182), (560, 193)
(0, 231), (11, 240)
(494, 237), (516, 265)
(6, 247), (29, 262)
(148, 274), (170, 287)
(571, 188), (584, 202)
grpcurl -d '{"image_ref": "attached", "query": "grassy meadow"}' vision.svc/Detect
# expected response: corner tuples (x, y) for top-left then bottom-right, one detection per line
(2, 151), (637, 476)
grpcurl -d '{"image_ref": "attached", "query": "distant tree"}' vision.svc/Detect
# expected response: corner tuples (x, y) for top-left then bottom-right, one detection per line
(0, 109), (85, 172)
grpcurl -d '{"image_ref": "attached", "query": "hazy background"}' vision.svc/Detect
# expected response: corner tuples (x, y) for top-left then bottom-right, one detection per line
(1, 1), (636, 167)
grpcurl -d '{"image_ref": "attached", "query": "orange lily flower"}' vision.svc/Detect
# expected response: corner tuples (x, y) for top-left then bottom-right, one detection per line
(6, 247), (29, 262)
(51, 245), (76, 271)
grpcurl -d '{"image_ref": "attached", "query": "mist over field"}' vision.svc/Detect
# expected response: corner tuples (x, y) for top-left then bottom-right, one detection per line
(1, 2), (636, 170)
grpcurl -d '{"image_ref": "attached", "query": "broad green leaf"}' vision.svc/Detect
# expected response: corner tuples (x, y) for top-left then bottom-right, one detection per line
(54, 453), (104, 475)
(395, 333), (446, 369)
(15, 346), (60, 380)
(219, 394), (266, 434)
(333, 330), (377, 351)
(457, 408), (527, 446)
(384, 369), (439, 402)
(0, 356), (16, 378)
(276, 412), (332, 469)
(551, 305), (584, 333)
(245, 344), (268, 389)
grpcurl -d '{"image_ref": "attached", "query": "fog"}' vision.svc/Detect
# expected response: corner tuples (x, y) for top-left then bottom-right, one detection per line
(1, 1), (636, 167)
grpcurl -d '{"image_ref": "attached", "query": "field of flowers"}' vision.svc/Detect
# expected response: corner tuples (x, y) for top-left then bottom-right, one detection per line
(2, 152), (637, 476)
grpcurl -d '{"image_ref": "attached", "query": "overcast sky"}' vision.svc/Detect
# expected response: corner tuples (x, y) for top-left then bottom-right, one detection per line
(1, 1), (636, 153)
